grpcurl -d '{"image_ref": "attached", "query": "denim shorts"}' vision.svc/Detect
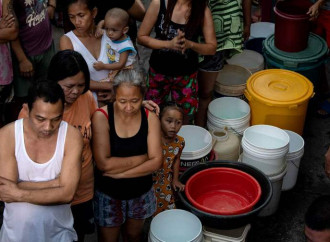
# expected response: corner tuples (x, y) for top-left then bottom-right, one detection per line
(94, 187), (156, 227)
(199, 50), (230, 72)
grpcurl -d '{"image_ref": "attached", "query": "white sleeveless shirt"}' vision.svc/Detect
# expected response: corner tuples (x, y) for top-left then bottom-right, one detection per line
(0, 119), (77, 242)
(65, 31), (109, 102)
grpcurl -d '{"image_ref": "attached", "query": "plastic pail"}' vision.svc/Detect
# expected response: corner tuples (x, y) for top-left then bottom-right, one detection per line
(244, 69), (314, 135)
(203, 224), (251, 242)
(241, 125), (289, 176)
(282, 130), (304, 191)
(226, 50), (264, 74)
(263, 33), (328, 89)
(207, 97), (250, 136)
(178, 125), (213, 172)
(274, 0), (312, 52)
(250, 22), (275, 39)
(149, 209), (203, 242)
(245, 38), (265, 55)
(258, 165), (287, 217)
(214, 64), (252, 99)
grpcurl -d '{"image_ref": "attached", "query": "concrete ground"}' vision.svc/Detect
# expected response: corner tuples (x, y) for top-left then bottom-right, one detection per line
(1, 14), (330, 242)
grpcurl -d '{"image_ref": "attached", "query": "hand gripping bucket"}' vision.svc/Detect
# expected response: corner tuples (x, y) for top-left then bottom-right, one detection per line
(274, 0), (312, 52)
(282, 130), (304, 191)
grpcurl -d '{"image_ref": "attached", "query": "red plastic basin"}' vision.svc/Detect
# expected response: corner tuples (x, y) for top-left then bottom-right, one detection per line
(185, 167), (262, 215)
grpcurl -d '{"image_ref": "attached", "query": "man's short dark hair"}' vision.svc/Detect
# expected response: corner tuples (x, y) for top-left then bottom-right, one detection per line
(305, 195), (330, 231)
(27, 80), (65, 111)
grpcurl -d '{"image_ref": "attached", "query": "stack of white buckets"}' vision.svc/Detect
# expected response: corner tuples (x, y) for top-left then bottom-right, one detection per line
(241, 125), (305, 216)
(207, 97), (305, 217)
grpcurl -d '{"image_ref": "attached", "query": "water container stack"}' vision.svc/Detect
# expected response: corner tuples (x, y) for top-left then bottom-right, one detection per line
(263, 0), (328, 92)
(241, 125), (289, 216)
(207, 97), (251, 137)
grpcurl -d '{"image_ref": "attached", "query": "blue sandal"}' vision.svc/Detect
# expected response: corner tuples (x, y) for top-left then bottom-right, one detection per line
(317, 100), (330, 119)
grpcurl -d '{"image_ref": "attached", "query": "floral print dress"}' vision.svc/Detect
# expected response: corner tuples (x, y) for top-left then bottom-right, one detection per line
(152, 135), (185, 216)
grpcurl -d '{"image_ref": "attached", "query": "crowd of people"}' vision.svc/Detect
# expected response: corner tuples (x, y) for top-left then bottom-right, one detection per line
(0, 0), (330, 241)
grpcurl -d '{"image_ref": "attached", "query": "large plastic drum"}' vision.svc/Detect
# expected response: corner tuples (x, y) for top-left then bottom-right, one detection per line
(263, 33), (328, 90)
(274, 0), (312, 52)
(244, 69), (314, 135)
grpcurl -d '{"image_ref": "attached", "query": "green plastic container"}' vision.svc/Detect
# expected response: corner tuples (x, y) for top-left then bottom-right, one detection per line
(263, 33), (328, 88)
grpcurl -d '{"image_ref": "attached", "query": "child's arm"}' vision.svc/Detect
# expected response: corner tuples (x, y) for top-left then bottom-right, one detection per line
(95, 20), (105, 38)
(93, 51), (130, 71)
(172, 147), (185, 192)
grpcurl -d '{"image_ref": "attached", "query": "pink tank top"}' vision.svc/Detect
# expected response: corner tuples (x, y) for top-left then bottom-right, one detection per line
(0, 0), (13, 85)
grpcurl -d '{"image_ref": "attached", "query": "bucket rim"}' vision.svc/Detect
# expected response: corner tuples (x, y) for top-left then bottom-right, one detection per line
(150, 209), (203, 242)
(242, 138), (289, 159)
(243, 125), (290, 149)
(263, 33), (329, 64)
(273, 6), (309, 19)
(245, 69), (314, 106)
(208, 97), (251, 120)
(284, 130), (305, 153)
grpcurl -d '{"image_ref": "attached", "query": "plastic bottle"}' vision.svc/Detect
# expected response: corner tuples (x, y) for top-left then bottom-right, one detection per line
(211, 129), (240, 161)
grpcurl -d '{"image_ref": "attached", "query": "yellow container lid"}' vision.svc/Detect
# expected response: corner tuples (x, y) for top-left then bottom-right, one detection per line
(246, 69), (314, 106)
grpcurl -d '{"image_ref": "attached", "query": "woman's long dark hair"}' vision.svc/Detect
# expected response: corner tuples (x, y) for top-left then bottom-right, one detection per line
(163, 0), (207, 39)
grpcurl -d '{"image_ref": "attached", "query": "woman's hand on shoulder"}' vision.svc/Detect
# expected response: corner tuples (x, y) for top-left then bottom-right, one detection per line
(143, 100), (160, 116)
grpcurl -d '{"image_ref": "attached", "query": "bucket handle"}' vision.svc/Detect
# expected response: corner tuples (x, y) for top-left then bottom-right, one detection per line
(283, 61), (298, 68)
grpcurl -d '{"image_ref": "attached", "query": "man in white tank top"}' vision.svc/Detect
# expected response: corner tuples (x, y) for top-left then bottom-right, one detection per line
(0, 81), (83, 242)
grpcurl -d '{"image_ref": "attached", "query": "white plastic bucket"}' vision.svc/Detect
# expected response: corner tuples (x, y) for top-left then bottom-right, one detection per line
(250, 22), (275, 39)
(282, 130), (305, 191)
(207, 97), (251, 136)
(203, 224), (251, 242)
(258, 165), (287, 217)
(214, 64), (252, 98)
(241, 125), (289, 176)
(226, 50), (264, 74)
(178, 125), (213, 171)
(149, 209), (203, 242)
